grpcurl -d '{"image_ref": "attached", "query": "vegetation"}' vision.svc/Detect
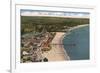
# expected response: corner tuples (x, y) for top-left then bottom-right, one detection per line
(21, 56), (32, 63)
(21, 16), (89, 63)
(21, 47), (31, 53)
(21, 16), (89, 34)
(43, 57), (48, 62)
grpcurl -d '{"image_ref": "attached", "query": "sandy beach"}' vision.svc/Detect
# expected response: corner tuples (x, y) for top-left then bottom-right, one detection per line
(42, 24), (89, 61)
(42, 32), (70, 61)
(69, 24), (89, 31)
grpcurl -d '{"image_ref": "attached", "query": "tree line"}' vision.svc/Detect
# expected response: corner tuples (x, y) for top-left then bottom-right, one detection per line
(21, 16), (89, 34)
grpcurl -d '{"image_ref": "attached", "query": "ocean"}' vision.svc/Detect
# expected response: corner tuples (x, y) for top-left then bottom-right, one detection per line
(63, 25), (89, 60)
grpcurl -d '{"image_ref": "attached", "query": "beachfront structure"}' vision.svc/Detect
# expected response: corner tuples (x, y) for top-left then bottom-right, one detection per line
(21, 27), (54, 62)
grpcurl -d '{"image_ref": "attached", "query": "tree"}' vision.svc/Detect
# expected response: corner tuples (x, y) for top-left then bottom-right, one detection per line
(43, 57), (48, 62)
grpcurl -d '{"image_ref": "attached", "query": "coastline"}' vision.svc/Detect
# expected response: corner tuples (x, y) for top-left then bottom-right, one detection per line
(42, 32), (70, 61)
(51, 32), (70, 60)
(42, 24), (89, 61)
(69, 24), (89, 31)
(60, 33), (70, 60)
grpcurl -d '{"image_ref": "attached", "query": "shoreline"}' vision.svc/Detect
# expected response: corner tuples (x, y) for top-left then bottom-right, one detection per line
(42, 32), (70, 61)
(69, 24), (89, 31)
(42, 24), (89, 61)
(51, 32), (70, 60)
(60, 33), (70, 60)
(62, 24), (89, 60)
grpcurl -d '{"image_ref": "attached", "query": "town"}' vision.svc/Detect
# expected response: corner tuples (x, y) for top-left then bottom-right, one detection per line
(21, 28), (56, 62)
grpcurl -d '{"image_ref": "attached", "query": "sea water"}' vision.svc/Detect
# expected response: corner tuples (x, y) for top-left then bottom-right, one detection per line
(63, 25), (89, 60)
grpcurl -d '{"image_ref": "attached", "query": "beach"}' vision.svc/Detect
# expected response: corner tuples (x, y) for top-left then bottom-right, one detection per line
(42, 24), (89, 61)
(42, 32), (70, 61)
(69, 24), (89, 31)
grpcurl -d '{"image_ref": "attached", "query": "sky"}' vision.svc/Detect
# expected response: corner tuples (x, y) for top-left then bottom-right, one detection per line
(21, 9), (90, 18)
